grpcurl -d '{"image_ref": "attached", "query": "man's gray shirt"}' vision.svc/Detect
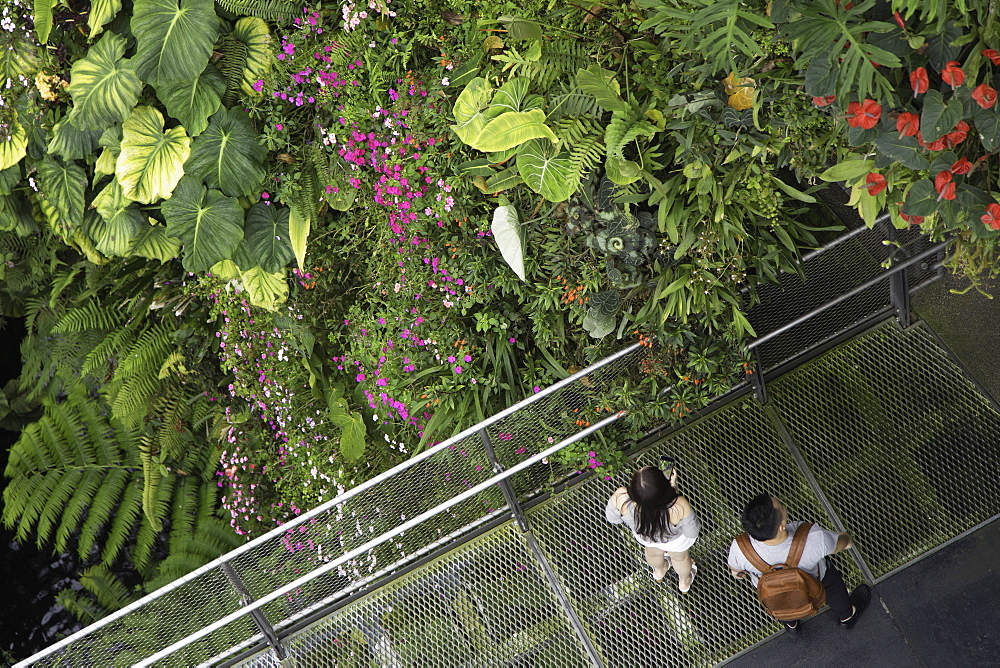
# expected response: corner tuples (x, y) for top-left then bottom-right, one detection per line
(727, 520), (839, 585)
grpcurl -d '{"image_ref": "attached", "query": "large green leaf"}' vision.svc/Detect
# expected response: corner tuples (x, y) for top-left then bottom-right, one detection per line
(874, 133), (929, 170)
(38, 156), (86, 228)
(131, 0), (219, 86)
(232, 17), (272, 95)
(155, 65), (225, 137)
(451, 77), (493, 145)
(902, 179), (938, 217)
(66, 33), (142, 131)
(33, 0), (54, 43)
(244, 202), (293, 272)
(489, 77), (532, 114)
(491, 204), (525, 281)
(116, 106), (190, 203)
(920, 89), (963, 143)
(288, 206), (310, 269)
(47, 120), (102, 162)
(240, 266), (288, 310)
(575, 65), (626, 113)
(334, 411), (366, 462)
(162, 177), (244, 272)
(128, 222), (181, 262)
(973, 105), (1000, 152)
(516, 139), (578, 202)
(88, 0), (123, 38)
(0, 116), (28, 171)
(0, 31), (40, 83)
(184, 109), (266, 197)
(91, 180), (144, 256)
(472, 109), (557, 153)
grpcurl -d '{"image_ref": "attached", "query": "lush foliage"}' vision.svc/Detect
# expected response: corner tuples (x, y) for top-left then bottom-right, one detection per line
(2, 0), (999, 629)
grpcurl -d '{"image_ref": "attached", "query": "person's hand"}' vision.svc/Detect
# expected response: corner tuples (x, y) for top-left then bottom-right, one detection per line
(669, 468), (678, 487)
(730, 569), (747, 580)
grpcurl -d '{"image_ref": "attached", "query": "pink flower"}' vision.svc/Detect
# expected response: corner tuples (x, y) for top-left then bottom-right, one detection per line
(454, 365), (462, 374)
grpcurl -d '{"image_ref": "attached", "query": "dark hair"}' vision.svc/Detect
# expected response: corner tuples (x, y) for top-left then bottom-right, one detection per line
(741, 493), (780, 541)
(627, 466), (680, 541)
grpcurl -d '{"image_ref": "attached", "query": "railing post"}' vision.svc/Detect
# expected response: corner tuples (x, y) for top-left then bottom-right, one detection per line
(220, 563), (287, 660)
(883, 224), (912, 328)
(478, 428), (604, 668)
(747, 348), (768, 404)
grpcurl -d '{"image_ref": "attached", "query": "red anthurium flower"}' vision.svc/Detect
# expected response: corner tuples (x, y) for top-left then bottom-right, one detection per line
(910, 67), (929, 96)
(896, 111), (919, 137)
(972, 84), (998, 109)
(846, 99), (882, 129)
(983, 203), (1000, 230)
(934, 170), (957, 200)
(984, 49), (1000, 66)
(945, 120), (970, 148)
(865, 173), (887, 195)
(925, 136), (947, 151)
(941, 61), (965, 88)
(812, 95), (837, 107)
(950, 157), (973, 175)
(893, 11), (906, 30)
(900, 211), (925, 225)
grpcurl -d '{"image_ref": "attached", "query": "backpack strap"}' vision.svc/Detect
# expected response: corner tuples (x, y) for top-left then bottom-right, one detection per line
(736, 533), (773, 574)
(785, 523), (813, 568)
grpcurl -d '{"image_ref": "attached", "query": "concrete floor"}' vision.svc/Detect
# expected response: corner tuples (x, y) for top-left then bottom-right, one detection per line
(725, 274), (1000, 667)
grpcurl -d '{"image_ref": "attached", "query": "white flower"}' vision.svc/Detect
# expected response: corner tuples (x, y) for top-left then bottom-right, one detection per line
(441, 77), (450, 86)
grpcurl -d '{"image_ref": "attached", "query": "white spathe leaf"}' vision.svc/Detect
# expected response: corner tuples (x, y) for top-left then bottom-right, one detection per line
(491, 204), (526, 281)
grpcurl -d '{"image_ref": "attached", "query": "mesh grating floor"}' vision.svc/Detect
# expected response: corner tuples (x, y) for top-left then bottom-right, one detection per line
(233, 319), (998, 668)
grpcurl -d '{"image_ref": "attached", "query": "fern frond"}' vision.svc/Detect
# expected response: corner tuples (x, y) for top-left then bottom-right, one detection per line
(52, 299), (125, 333)
(219, 33), (250, 108)
(56, 589), (107, 625)
(605, 110), (659, 161)
(140, 435), (163, 533)
(100, 481), (142, 565)
(214, 0), (297, 21)
(80, 564), (138, 611)
(55, 469), (106, 553)
(117, 324), (173, 379)
(78, 468), (131, 559)
(569, 136), (606, 181)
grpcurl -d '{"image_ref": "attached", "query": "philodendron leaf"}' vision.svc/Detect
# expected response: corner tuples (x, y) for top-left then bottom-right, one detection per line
(131, 0), (219, 86)
(184, 108), (266, 197)
(232, 17), (272, 95)
(516, 138), (578, 202)
(874, 133), (929, 170)
(919, 89), (963, 144)
(162, 177), (243, 272)
(491, 204), (525, 281)
(240, 266), (288, 310)
(472, 109), (557, 153)
(155, 65), (225, 137)
(0, 116), (27, 171)
(575, 64), (626, 113)
(38, 156), (86, 229)
(128, 222), (180, 262)
(489, 77), (531, 114)
(451, 77), (493, 145)
(91, 180), (144, 256)
(117, 106), (190, 203)
(88, 0), (123, 38)
(244, 202), (293, 272)
(288, 205), (310, 269)
(66, 33), (143, 131)
(47, 119), (102, 162)
(33, 0), (54, 43)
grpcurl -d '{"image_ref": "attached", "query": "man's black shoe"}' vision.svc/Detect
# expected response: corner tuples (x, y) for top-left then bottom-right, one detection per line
(839, 584), (872, 629)
(783, 620), (801, 637)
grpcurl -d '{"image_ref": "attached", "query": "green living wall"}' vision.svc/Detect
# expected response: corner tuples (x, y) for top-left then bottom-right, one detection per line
(0, 0), (998, 622)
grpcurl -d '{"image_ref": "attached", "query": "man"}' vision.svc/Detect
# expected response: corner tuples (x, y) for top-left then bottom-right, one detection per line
(727, 494), (871, 634)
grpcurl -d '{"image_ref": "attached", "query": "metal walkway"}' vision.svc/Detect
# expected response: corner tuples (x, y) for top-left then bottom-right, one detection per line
(235, 320), (1000, 667)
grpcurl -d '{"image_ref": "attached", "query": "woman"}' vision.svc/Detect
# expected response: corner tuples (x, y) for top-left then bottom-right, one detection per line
(605, 465), (700, 592)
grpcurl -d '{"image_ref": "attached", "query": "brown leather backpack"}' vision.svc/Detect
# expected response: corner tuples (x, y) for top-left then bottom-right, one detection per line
(736, 523), (827, 622)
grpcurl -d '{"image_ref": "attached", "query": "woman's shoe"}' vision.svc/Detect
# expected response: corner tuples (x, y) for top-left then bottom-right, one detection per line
(679, 563), (697, 593)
